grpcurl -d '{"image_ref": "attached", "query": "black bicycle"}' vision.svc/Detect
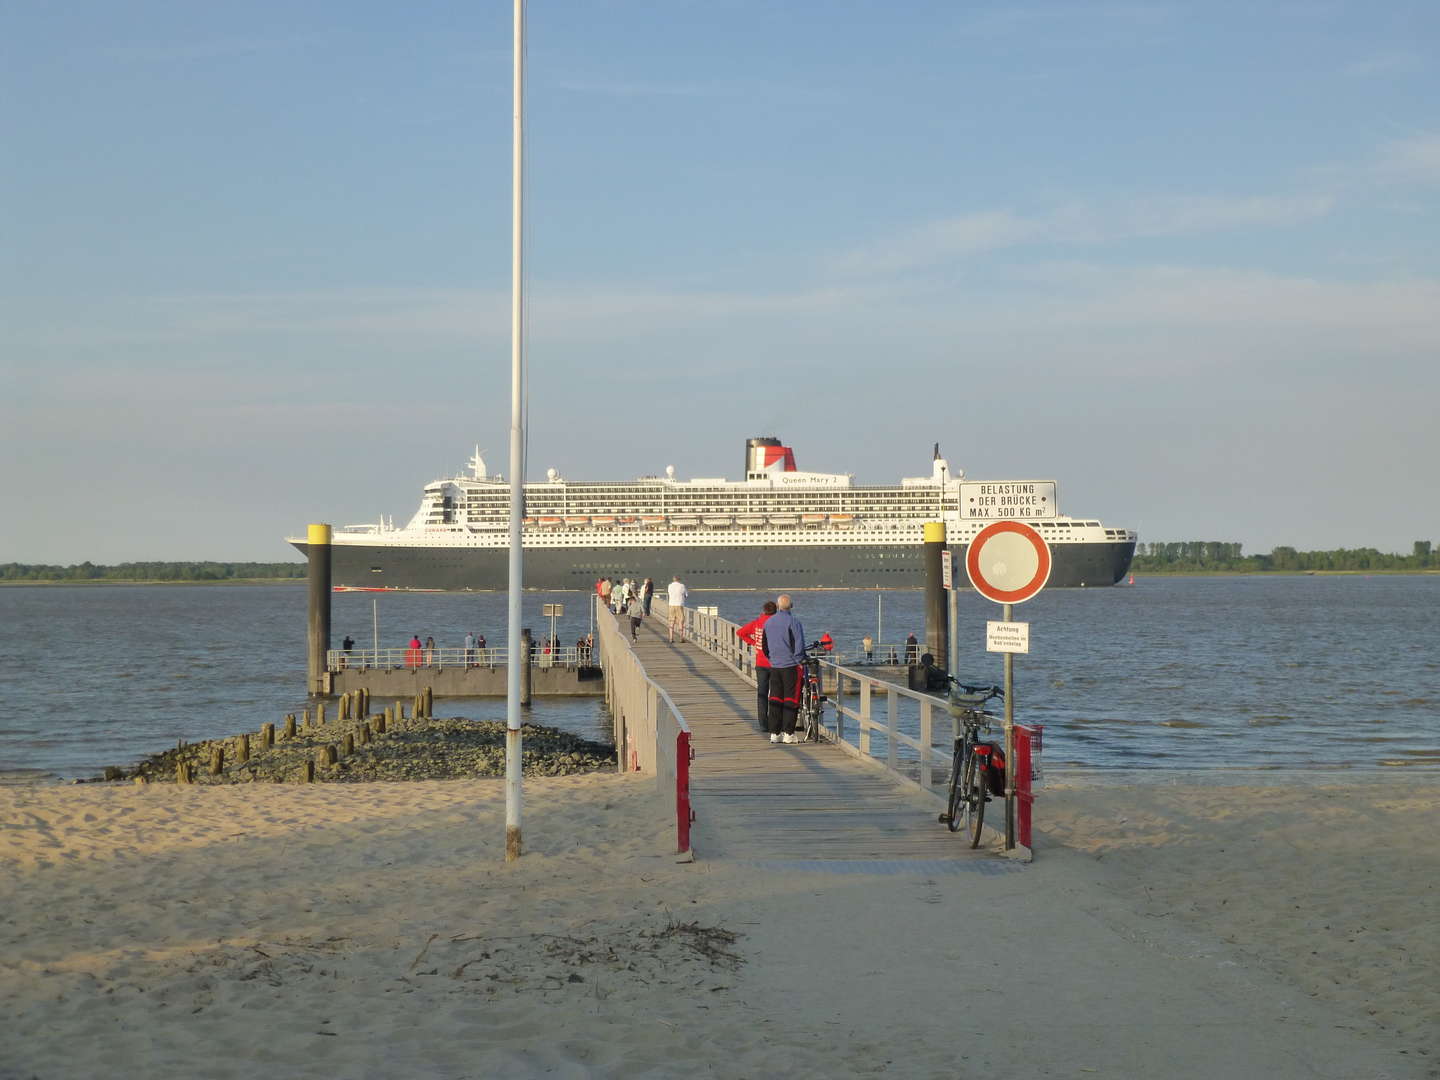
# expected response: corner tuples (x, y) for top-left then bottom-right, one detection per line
(797, 639), (833, 743)
(937, 680), (1006, 848)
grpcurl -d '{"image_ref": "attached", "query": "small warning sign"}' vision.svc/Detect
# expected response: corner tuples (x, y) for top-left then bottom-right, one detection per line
(986, 621), (1030, 654)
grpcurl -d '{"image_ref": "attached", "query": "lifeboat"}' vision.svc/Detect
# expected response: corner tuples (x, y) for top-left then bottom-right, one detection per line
(768, 514), (799, 526)
(592, 515), (616, 526)
(702, 515), (733, 527)
(640, 514), (666, 526)
(670, 515), (699, 527)
(735, 514), (766, 527)
(537, 516), (563, 528)
(801, 513), (826, 526)
(618, 516), (639, 527)
(564, 515), (589, 526)
(521, 517), (536, 527)
(830, 513), (855, 527)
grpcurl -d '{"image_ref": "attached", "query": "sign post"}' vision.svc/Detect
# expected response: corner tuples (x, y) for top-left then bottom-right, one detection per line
(942, 549), (959, 676)
(964, 520), (1051, 850)
(542, 603), (564, 657)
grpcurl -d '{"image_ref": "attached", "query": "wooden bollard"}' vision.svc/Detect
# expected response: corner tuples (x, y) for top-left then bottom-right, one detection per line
(399, 702), (408, 721)
(284, 715), (296, 740)
(317, 703), (326, 726)
(424, 687), (433, 717)
(261, 722), (275, 749)
(360, 723), (372, 746)
(209, 746), (225, 776)
(339, 694), (350, 721)
(342, 733), (354, 757)
(360, 688), (369, 716)
(304, 760), (315, 783)
(176, 761), (193, 784)
(237, 733), (250, 763)
(375, 713), (387, 735)
(319, 745), (337, 768)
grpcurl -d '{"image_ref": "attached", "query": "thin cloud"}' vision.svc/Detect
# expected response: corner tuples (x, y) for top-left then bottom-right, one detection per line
(1373, 132), (1440, 184)
(830, 192), (1335, 276)
(1342, 51), (1422, 78)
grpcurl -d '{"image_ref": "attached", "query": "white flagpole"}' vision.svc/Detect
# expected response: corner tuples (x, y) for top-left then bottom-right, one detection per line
(505, 0), (526, 862)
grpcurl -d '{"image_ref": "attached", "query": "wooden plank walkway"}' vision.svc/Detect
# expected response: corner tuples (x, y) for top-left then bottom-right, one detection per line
(630, 618), (986, 863)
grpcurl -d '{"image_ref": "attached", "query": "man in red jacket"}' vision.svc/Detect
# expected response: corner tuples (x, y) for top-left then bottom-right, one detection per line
(735, 600), (778, 732)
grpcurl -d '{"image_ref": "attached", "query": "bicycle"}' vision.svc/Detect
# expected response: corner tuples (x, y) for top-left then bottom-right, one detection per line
(797, 639), (833, 743)
(936, 680), (1006, 848)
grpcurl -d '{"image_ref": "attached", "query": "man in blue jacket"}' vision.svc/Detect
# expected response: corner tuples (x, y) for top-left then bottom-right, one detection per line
(761, 594), (807, 744)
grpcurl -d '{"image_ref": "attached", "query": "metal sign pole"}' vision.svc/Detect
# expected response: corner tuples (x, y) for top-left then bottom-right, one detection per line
(1003, 601), (1015, 850)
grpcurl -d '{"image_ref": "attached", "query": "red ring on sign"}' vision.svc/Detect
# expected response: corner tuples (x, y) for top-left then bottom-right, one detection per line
(965, 520), (1052, 604)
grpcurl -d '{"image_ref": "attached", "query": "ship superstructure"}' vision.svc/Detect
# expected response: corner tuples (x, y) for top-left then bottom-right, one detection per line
(288, 437), (1136, 590)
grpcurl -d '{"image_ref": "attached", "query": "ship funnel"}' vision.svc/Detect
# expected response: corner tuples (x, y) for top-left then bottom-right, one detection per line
(746, 436), (796, 478)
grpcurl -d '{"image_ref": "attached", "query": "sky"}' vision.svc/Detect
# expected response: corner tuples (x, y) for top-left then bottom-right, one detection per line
(4, 1), (1438, 563)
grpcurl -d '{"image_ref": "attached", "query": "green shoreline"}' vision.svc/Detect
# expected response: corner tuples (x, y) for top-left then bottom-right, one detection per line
(0, 578), (305, 587)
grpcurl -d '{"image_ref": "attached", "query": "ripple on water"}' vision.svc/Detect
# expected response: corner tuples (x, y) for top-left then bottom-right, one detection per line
(1158, 719), (1207, 729)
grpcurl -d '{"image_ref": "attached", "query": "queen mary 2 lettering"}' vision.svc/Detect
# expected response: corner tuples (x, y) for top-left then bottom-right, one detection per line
(286, 437), (1137, 590)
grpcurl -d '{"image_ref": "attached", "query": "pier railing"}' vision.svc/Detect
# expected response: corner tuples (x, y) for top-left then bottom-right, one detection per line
(594, 598), (693, 858)
(653, 598), (961, 806)
(327, 645), (593, 673)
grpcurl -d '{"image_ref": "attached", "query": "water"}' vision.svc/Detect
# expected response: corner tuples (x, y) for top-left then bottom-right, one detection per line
(1, 577), (1436, 779)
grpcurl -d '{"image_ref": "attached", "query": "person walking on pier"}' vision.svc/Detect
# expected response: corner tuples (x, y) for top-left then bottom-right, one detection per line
(666, 575), (688, 643)
(762, 594), (806, 744)
(599, 578), (612, 612)
(736, 600), (777, 731)
(628, 599), (645, 642)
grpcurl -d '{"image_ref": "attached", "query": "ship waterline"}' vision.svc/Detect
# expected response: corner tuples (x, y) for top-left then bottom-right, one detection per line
(287, 436), (1137, 590)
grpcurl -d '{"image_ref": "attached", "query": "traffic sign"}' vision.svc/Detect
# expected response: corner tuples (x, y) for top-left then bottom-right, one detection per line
(940, 549), (953, 589)
(965, 520), (1052, 604)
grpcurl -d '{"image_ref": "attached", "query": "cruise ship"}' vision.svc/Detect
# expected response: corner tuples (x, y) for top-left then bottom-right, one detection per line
(287, 437), (1136, 590)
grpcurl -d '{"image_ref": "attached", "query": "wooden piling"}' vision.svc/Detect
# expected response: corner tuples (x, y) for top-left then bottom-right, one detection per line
(176, 761), (193, 784)
(424, 687), (433, 717)
(375, 713), (387, 735)
(209, 746), (225, 776)
(342, 733), (354, 756)
(238, 733), (250, 763)
(284, 715), (296, 740)
(317, 702), (326, 727)
(320, 745), (337, 768)
(261, 722), (275, 749)
(360, 723), (372, 746)
(304, 760), (315, 783)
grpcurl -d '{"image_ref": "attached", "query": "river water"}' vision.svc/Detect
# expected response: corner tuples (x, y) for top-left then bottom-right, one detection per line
(1, 577), (1435, 780)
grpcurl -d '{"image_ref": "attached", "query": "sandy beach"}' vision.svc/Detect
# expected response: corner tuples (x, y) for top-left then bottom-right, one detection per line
(3, 774), (1434, 1079)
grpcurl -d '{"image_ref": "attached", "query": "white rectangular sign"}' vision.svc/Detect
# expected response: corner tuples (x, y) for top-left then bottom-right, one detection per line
(542, 603), (564, 616)
(960, 481), (1057, 520)
(941, 549), (953, 589)
(986, 620), (1030, 654)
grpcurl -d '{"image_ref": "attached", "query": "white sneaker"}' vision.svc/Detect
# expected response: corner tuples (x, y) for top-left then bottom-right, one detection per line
(769, 734), (780, 744)
(781, 733), (797, 744)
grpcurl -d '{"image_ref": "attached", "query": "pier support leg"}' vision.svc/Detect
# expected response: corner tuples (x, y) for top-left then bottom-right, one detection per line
(519, 628), (533, 707)
(923, 522), (948, 672)
(307, 523), (332, 696)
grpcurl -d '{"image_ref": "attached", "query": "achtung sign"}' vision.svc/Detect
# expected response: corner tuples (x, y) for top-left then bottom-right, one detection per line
(986, 621), (1030, 654)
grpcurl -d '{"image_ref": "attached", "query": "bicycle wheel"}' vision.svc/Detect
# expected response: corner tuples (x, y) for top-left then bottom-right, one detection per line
(963, 755), (987, 849)
(943, 748), (967, 831)
(805, 695), (822, 741)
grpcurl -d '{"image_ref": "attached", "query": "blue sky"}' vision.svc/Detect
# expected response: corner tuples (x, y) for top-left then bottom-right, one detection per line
(4, 1), (1438, 562)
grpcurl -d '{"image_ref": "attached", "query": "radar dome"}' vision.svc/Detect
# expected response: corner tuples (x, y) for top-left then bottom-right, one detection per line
(546, 467), (558, 482)
(665, 465), (676, 479)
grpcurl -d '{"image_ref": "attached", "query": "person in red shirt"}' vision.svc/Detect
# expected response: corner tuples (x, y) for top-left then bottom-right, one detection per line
(735, 600), (778, 732)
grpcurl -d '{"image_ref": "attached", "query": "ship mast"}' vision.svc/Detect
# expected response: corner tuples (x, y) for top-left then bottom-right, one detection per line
(505, 0), (526, 862)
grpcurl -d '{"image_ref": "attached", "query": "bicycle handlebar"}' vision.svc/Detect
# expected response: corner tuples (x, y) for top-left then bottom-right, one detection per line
(945, 676), (1004, 699)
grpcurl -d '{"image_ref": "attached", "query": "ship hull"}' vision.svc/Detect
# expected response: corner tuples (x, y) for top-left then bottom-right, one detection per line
(290, 539), (1136, 591)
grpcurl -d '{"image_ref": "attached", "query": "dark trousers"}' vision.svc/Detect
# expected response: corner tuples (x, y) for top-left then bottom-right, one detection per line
(755, 666), (771, 728)
(767, 665), (801, 735)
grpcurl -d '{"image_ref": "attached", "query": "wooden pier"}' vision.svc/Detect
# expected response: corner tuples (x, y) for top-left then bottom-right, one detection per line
(627, 617), (984, 863)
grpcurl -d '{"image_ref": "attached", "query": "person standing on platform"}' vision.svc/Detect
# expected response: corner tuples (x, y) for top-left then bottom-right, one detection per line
(762, 594), (806, 744)
(862, 633), (874, 664)
(341, 634), (354, 669)
(406, 635), (423, 669)
(424, 635), (436, 665)
(905, 632), (919, 665)
(666, 575), (688, 643)
(476, 633), (487, 665)
(641, 577), (655, 616)
(464, 631), (475, 667)
(736, 600), (777, 731)
(599, 578), (612, 613)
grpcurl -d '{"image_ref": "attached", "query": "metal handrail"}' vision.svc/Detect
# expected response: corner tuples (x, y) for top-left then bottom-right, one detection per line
(326, 645), (595, 672)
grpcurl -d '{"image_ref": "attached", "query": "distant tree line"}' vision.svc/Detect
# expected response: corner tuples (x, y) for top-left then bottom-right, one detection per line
(0, 561), (307, 582)
(1132, 541), (1436, 573)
